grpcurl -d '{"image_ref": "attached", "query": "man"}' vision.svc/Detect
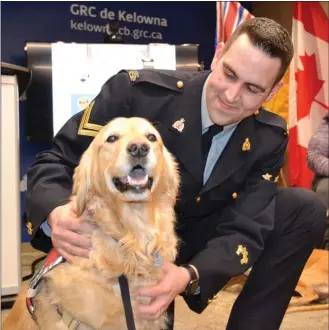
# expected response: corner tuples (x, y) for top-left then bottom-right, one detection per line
(26, 18), (325, 329)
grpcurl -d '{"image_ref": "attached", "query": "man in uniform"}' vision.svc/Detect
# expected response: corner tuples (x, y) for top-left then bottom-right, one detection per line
(26, 18), (325, 329)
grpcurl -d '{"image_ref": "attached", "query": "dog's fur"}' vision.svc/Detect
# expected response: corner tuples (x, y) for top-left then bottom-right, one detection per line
(224, 249), (329, 311)
(289, 248), (328, 308)
(3, 117), (180, 330)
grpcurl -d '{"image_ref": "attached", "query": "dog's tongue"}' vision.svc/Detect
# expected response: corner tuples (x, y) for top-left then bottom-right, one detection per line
(127, 168), (148, 186)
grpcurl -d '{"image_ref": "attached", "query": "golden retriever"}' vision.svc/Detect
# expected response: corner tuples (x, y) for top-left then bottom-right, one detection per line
(3, 117), (180, 330)
(224, 249), (329, 312)
(288, 248), (328, 311)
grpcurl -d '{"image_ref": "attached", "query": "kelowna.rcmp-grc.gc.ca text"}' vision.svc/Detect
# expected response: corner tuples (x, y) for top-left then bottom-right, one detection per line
(70, 4), (168, 26)
(70, 4), (168, 40)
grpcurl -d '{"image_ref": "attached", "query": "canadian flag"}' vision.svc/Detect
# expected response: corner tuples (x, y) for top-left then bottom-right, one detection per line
(288, 2), (329, 188)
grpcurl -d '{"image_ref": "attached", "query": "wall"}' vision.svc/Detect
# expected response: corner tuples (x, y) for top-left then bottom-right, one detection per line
(253, 2), (293, 33)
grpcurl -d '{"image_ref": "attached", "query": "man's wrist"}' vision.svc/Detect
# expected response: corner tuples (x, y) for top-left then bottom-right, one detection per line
(179, 264), (200, 296)
(179, 266), (192, 294)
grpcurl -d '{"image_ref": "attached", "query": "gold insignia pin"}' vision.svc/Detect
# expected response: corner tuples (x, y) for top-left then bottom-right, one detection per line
(232, 192), (238, 199)
(128, 70), (139, 82)
(242, 138), (251, 151)
(236, 244), (249, 265)
(172, 118), (185, 132)
(262, 173), (272, 181)
(274, 175), (280, 183)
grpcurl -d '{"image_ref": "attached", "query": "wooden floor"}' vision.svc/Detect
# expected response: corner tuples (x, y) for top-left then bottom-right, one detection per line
(1, 243), (328, 329)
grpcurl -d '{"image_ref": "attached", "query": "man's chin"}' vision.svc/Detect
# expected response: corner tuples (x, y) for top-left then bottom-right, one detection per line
(209, 110), (240, 127)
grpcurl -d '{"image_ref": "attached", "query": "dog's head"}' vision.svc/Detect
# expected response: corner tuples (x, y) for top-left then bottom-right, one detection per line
(73, 117), (179, 216)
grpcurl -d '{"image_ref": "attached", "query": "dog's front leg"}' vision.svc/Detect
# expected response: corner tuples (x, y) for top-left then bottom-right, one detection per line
(289, 279), (320, 307)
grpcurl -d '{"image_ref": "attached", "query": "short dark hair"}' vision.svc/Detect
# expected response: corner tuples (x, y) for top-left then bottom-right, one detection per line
(223, 17), (294, 85)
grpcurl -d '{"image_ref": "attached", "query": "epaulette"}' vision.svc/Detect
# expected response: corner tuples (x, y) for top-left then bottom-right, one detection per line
(121, 69), (194, 92)
(255, 107), (288, 134)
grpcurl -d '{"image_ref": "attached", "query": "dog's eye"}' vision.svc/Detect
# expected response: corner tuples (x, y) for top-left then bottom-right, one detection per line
(107, 135), (118, 143)
(147, 134), (157, 142)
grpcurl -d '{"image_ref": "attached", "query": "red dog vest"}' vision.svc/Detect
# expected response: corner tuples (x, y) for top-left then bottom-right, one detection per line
(26, 248), (65, 318)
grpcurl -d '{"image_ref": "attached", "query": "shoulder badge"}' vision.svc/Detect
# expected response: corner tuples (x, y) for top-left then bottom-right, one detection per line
(128, 70), (139, 82)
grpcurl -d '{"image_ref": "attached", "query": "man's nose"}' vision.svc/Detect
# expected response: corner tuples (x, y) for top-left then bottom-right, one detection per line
(127, 142), (150, 158)
(225, 83), (241, 103)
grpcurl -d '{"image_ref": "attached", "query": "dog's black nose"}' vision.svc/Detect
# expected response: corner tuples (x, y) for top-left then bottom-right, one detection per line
(127, 142), (150, 158)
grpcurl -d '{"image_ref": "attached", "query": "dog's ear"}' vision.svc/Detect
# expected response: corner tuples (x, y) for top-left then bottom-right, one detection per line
(72, 150), (92, 217)
(162, 147), (180, 204)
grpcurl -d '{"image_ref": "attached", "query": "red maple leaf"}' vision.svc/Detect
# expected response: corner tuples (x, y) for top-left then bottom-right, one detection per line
(295, 53), (325, 120)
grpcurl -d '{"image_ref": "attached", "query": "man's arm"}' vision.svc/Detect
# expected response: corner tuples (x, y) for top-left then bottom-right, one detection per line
(26, 71), (133, 251)
(134, 127), (288, 319)
(184, 134), (288, 313)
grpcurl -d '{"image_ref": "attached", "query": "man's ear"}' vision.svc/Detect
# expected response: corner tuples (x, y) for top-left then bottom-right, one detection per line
(265, 80), (283, 103)
(211, 42), (225, 71)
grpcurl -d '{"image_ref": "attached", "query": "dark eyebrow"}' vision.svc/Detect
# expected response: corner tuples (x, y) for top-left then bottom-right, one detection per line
(223, 62), (266, 93)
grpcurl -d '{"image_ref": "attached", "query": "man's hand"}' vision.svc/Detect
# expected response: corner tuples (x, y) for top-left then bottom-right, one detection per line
(135, 262), (191, 321)
(48, 202), (95, 262)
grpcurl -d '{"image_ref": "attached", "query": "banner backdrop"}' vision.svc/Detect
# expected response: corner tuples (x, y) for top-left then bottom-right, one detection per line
(1, 1), (251, 241)
(1, 1), (217, 242)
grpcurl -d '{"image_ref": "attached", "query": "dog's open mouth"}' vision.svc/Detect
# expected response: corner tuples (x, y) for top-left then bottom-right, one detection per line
(113, 165), (153, 193)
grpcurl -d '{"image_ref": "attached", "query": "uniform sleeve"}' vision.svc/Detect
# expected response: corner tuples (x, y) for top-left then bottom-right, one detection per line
(26, 72), (132, 245)
(184, 134), (288, 313)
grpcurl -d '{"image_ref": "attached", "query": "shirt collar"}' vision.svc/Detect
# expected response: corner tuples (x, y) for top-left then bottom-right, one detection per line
(201, 73), (239, 134)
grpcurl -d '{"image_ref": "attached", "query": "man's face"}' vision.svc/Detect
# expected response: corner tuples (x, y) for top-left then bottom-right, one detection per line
(207, 33), (282, 126)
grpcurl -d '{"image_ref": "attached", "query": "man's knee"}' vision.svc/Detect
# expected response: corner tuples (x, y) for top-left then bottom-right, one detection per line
(278, 187), (326, 241)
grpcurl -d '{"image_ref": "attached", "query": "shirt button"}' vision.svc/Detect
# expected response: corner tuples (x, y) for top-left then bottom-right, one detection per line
(232, 192), (238, 199)
(196, 196), (201, 203)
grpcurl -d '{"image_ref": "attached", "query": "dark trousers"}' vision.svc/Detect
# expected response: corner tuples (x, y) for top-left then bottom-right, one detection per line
(167, 187), (326, 330)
